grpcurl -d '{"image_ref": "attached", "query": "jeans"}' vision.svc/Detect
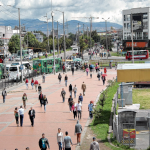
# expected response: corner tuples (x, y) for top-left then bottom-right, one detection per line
(26, 83), (28, 89)
(69, 105), (72, 111)
(103, 80), (105, 85)
(74, 91), (76, 98)
(65, 80), (67, 86)
(44, 105), (46, 112)
(35, 84), (38, 91)
(98, 77), (100, 81)
(59, 79), (61, 83)
(38, 90), (41, 95)
(62, 97), (65, 102)
(86, 71), (88, 76)
(3, 95), (5, 103)
(43, 78), (45, 83)
(31, 83), (34, 89)
(89, 111), (93, 119)
(20, 115), (24, 126)
(77, 110), (81, 119)
(58, 142), (62, 150)
(69, 91), (72, 97)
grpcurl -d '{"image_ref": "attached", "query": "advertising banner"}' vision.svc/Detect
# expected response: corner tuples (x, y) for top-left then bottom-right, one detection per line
(126, 42), (148, 48)
(123, 129), (136, 139)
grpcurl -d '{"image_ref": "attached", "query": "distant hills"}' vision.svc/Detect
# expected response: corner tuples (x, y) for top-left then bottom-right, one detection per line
(0, 19), (122, 34)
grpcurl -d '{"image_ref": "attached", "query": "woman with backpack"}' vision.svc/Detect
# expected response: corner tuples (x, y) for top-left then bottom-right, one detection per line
(58, 73), (62, 84)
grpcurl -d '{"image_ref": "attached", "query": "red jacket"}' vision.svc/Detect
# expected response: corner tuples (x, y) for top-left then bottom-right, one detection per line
(31, 79), (34, 83)
(25, 79), (28, 83)
(34, 80), (38, 84)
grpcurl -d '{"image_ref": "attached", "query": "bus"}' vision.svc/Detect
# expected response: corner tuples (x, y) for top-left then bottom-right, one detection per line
(33, 58), (62, 73)
(17, 50), (29, 57)
(0, 54), (5, 63)
(126, 50), (149, 60)
(0, 63), (4, 79)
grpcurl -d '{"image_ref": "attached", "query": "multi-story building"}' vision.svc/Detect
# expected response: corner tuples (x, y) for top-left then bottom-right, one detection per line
(33, 33), (43, 42)
(123, 7), (150, 49)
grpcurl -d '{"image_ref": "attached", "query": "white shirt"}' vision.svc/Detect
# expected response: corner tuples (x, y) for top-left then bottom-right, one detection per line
(31, 110), (33, 116)
(73, 87), (77, 92)
(19, 108), (24, 115)
(57, 132), (63, 143)
(76, 103), (82, 111)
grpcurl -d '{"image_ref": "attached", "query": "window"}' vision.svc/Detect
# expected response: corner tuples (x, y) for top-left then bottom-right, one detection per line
(124, 33), (127, 40)
(55, 60), (58, 64)
(127, 23), (130, 29)
(124, 23), (126, 29)
(124, 15), (126, 21)
(143, 22), (148, 29)
(10, 67), (17, 71)
(47, 60), (52, 65)
(143, 32), (148, 39)
(127, 15), (130, 21)
(43, 62), (47, 67)
(33, 60), (41, 66)
(127, 33), (131, 40)
(143, 13), (148, 19)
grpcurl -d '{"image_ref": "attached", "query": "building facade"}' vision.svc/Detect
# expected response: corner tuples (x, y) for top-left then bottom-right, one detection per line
(123, 7), (150, 49)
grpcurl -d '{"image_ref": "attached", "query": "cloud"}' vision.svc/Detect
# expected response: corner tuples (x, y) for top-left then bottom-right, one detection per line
(0, 0), (149, 26)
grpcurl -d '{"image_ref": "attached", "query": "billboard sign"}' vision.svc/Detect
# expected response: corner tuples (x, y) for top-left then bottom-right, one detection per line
(123, 129), (136, 139)
(126, 42), (148, 48)
(132, 14), (143, 32)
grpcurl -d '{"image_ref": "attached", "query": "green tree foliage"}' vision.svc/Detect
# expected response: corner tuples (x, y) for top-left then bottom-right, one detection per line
(23, 32), (39, 48)
(8, 34), (20, 53)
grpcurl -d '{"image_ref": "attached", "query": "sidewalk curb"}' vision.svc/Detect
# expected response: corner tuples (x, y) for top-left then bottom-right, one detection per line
(75, 87), (107, 150)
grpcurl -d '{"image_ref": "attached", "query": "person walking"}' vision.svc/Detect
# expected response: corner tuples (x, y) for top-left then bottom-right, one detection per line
(86, 68), (89, 76)
(102, 76), (106, 85)
(58, 73), (62, 84)
(88, 101), (94, 119)
(89, 137), (100, 150)
(62, 65), (65, 74)
(69, 84), (73, 97)
(71, 102), (77, 120)
(78, 93), (83, 104)
(43, 95), (48, 113)
(38, 84), (42, 94)
(28, 107), (35, 127)
(34, 79), (38, 92)
(60, 88), (66, 103)
(73, 85), (77, 98)
(81, 82), (86, 96)
(64, 75), (68, 87)
(68, 95), (73, 113)
(39, 92), (44, 107)
(63, 131), (73, 150)
(39, 133), (50, 150)
(22, 93), (27, 109)
(42, 73), (46, 83)
(18, 106), (24, 127)
(97, 71), (100, 81)
(76, 100), (82, 120)
(14, 107), (19, 127)
(57, 128), (63, 150)
(25, 78), (29, 90)
(2, 88), (7, 103)
(75, 120), (82, 146)
(71, 64), (74, 75)
(31, 78), (34, 89)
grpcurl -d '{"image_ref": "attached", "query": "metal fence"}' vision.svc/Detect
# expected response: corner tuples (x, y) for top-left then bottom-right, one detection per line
(0, 69), (44, 90)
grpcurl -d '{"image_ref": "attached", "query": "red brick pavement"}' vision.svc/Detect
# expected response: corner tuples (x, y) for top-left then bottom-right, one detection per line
(0, 69), (116, 150)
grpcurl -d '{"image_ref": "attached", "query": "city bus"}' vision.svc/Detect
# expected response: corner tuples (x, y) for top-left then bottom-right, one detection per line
(0, 54), (5, 63)
(33, 58), (62, 73)
(0, 63), (4, 79)
(17, 50), (29, 57)
(126, 50), (149, 60)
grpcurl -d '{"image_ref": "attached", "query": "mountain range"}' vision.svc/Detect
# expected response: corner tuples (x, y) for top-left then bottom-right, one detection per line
(0, 19), (122, 34)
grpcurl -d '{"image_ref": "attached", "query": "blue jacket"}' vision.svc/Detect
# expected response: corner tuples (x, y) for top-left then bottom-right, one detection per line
(79, 96), (83, 102)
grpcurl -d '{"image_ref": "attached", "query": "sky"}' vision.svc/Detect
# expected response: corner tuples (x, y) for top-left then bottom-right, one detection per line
(0, 0), (149, 25)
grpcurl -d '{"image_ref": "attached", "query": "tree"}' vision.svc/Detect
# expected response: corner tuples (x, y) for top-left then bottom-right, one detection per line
(8, 34), (20, 53)
(23, 32), (39, 48)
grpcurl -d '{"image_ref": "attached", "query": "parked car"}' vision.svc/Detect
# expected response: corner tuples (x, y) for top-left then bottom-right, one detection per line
(15, 56), (21, 61)
(33, 53), (38, 58)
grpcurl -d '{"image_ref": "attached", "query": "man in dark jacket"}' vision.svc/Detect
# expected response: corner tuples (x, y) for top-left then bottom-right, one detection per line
(28, 107), (35, 127)
(38, 84), (42, 94)
(75, 120), (82, 146)
(68, 95), (73, 112)
(60, 88), (66, 103)
(69, 84), (72, 97)
(2, 88), (7, 103)
(39, 92), (44, 107)
(39, 133), (50, 150)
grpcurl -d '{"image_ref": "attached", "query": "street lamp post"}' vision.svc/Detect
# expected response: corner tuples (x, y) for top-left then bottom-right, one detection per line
(57, 21), (59, 57)
(52, 11), (55, 75)
(102, 17), (110, 59)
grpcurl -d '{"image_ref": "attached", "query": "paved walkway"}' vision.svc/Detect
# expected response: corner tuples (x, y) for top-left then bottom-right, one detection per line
(0, 69), (116, 150)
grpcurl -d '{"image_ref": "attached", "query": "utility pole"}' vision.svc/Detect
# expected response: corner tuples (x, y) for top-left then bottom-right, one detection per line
(27, 28), (28, 49)
(52, 11), (55, 75)
(45, 13), (50, 53)
(57, 21), (59, 57)
(78, 23), (79, 46)
(105, 20), (108, 58)
(83, 24), (84, 39)
(18, 8), (23, 82)
(63, 12), (66, 72)
(87, 26), (88, 37)
(90, 19), (91, 51)
(131, 13), (134, 63)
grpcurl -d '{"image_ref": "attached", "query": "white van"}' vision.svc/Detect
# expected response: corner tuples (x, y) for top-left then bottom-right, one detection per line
(22, 61), (33, 77)
(72, 47), (79, 54)
(9, 65), (24, 81)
